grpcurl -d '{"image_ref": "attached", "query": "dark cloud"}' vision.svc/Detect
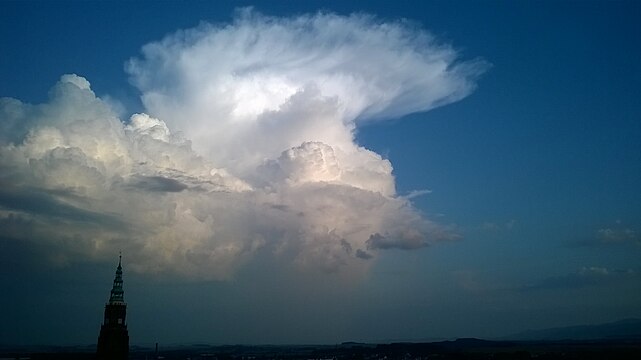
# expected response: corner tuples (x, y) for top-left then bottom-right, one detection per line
(340, 239), (353, 254)
(365, 223), (461, 251)
(130, 175), (188, 192)
(355, 249), (373, 260)
(0, 185), (123, 227)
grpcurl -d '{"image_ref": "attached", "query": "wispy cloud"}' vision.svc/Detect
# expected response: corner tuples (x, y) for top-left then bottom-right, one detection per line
(596, 227), (639, 245)
(479, 219), (516, 233)
(568, 222), (641, 249)
(517, 267), (638, 292)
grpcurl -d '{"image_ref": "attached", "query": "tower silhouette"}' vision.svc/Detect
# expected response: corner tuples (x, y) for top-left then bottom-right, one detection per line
(97, 255), (129, 360)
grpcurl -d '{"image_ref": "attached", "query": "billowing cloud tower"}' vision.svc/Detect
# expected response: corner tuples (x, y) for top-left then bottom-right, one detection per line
(0, 10), (486, 280)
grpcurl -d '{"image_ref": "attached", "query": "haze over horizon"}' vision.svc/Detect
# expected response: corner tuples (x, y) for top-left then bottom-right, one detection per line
(1, 0), (640, 346)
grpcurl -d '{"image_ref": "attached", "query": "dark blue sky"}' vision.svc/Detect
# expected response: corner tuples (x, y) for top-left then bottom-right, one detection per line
(1, 0), (640, 346)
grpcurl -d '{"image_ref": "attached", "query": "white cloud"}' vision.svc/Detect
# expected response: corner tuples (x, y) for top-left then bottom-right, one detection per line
(0, 10), (485, 280)
(127, 9), (488, 177)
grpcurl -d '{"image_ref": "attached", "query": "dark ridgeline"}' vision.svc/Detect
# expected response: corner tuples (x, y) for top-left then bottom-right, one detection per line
(96, 255), (129, 360)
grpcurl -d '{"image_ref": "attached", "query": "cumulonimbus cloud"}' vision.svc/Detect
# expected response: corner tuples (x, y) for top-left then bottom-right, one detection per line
(0, 10), (485, 280)
(127, 9), (488, 177)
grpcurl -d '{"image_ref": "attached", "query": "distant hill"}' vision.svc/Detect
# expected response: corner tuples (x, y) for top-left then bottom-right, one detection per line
(505, 318), (641, 341)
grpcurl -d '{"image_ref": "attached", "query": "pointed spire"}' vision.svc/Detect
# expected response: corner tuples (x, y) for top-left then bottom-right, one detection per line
(109, 253), (125, 304)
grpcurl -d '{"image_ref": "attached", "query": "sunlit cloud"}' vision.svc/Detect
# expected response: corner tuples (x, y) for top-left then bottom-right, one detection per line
(0, 10), (487, 280)
(126, 8), (488, 176)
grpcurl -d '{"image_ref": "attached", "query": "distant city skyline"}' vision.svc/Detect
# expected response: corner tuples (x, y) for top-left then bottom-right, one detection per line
(1, 0), (640, 346)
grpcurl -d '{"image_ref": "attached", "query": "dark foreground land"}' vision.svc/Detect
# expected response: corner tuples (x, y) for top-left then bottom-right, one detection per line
(2, 338), (641, 360)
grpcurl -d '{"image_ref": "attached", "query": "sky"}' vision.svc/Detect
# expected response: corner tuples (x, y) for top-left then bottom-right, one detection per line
(1, 0), (640, 346)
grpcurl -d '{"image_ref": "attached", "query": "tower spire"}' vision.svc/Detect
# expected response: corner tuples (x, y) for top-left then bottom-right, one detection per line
(97, 254), (129, 360)
(109, 253), (125, 304)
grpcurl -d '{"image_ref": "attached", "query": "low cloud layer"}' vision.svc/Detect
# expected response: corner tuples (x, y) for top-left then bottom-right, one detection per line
(0, 10), (485, 280)
(518, 267), (639, 292)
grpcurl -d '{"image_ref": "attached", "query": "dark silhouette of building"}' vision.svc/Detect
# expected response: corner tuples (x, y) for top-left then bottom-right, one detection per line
(97, 255), (129, 360)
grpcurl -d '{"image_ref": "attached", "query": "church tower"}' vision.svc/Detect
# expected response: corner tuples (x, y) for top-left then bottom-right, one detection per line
(97, 255), (129, 360)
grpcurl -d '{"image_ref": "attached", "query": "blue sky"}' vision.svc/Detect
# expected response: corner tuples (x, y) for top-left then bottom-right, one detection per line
(1, 0), (640, 346)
